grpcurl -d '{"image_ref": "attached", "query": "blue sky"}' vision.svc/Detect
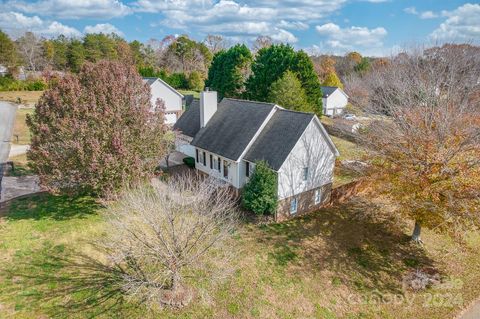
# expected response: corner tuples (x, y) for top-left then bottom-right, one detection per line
(0, 0), (478, 56)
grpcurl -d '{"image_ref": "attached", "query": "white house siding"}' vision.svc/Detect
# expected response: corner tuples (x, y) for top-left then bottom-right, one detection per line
(277, 119), (336, 200)
(149, 80), (183, 124)
(323, 89), (348, 116)
(194, 147), (240, 188)
(238, 160), (256, 188)
(176, 134), (196, 158)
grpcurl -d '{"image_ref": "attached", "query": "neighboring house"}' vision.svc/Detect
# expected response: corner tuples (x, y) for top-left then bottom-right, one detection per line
(174, 90), (339, 220)
(0, 65), (8, 77)
(143, 77), (184, 125)
(321, 86), (349, 116)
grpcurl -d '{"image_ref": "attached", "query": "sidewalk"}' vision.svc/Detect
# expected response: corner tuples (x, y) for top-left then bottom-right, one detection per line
(9, 144), (29, 158)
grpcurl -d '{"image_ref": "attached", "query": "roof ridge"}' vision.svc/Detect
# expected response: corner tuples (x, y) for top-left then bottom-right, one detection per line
(222, 97), (276, 107)
(276, 108), (315, 116)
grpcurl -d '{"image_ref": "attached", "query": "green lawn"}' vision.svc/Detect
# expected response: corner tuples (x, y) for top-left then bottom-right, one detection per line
(1, 192), (479, 318)
(179, 90), (200, 99)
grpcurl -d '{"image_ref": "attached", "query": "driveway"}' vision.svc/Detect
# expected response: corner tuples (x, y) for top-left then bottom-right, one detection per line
(159, 151), (187, 168)
(0, 175), (41, 203)
(9, 144), (29, 158)
(460, 300), (480, 319)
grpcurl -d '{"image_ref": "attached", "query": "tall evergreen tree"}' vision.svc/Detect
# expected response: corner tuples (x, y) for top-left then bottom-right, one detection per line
(245, 44), (323, 116)
(0, 29), (18, 69)
(205, 44), (252, 98)
(268, 71), (311, 112)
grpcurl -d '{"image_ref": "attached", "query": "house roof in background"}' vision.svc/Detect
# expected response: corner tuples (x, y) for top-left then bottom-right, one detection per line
(244, 109), (314, 170)
(320, 86), (338, 97)
(142, 77), (184, 98)
(191, 98), (275, 161)
(173, 98), (200, 138)
(321, 86), (349, 99)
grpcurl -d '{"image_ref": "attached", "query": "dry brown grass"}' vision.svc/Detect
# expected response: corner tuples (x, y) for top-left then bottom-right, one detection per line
(0, 193), (479, 318)
(11, 108), (33, 145)
(0, 91), (43, 106)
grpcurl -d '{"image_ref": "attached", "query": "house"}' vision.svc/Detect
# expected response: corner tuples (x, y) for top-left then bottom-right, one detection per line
(143, 77), (184, 124)
(174, 90), (339, 220)
(0, 65), (8, 77)
(321, 86), (349, 116)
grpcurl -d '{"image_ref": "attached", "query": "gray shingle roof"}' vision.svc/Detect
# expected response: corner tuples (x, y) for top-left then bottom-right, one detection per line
(191, 98), (275, 161)
(142, 77), (157, 86)
(173, 99), (200, 138)
(244, 109), (314, 170)
(320, 86), (338, 98)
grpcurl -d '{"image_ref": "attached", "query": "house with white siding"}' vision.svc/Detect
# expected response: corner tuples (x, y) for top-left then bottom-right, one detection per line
(174, 90), (339, 220)
(321, 86), (349, 116)
(143, 77), (184, 124)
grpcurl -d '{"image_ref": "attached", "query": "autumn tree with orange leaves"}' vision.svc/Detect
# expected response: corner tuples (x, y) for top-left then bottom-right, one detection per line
(356, 44), (480, 243)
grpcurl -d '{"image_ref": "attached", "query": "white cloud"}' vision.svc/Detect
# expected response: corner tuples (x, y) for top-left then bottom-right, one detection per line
(136, 0), (349, 43)
(430, 3), (480, 42)
(315, 23), (387, 55)
(277, 20), (309, 31)
(404, 6), (440, 19)
(84, 23), (124, 36)
(2, 0), (131, 19)
(403, 7), (418, 15)
(0, 11), (81, 37)
(419, 11), (438, 19)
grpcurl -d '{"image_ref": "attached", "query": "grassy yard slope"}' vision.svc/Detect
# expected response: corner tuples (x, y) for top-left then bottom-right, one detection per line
(0, 193), (479, 318)
(0, 91), (43, 106)
(12, 108), (34, 145)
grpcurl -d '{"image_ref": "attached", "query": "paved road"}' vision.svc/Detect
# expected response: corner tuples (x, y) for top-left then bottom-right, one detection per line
(0, 101), (17, 162)
(0, 175), (41, 203)
(8, 144), (30, 158)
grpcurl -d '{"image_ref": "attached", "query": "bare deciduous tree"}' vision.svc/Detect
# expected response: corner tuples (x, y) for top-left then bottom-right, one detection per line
(16, 32), (45, 73)
(356, 44), (480, 243)
(252, 35), (273, 53)
(98, 175), (239, 307)
(204, 34), (228, 54)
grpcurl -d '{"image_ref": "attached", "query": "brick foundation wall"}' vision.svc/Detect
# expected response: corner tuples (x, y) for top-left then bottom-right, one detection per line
(275, 183), (332, 222)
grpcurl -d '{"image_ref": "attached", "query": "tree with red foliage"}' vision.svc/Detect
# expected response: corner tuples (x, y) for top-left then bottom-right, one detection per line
(27, 60), (169, 198)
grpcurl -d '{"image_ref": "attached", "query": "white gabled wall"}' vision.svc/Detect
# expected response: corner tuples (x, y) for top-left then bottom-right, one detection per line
(277, 119), (336, 200)
(149, 80), (183, 124)
(323, 89), (348, 116)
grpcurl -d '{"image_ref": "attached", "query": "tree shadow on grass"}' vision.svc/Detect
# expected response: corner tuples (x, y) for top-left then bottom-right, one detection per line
(1, 243), (143, 318)
(258, 197), (437, 294)
(3, 193), (102, 221)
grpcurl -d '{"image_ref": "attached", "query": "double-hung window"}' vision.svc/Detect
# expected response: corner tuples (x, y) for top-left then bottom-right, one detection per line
(314, 189), (322, 205)
(246, 162), (250, 177)
(210, 154), (213, 169)
(196, 149), (199, 163)
(290, 198), (298, 214)
(223, 160), (229, 179)
(303, 167), (309, 181)
(203, 151), (206, 166)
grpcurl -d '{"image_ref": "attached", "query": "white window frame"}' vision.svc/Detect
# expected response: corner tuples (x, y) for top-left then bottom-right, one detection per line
(303, 167), (309, 181)
(290, 198), (298, 214)
(314, 189), (321, 205)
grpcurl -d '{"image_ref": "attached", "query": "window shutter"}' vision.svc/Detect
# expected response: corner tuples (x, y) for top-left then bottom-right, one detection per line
(210, 154), (213, 169)
(246, 162), (250, 177)
(196, 149), (199, 162)
(203, 152), (206, 166)
(217, 157), (221, 171)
